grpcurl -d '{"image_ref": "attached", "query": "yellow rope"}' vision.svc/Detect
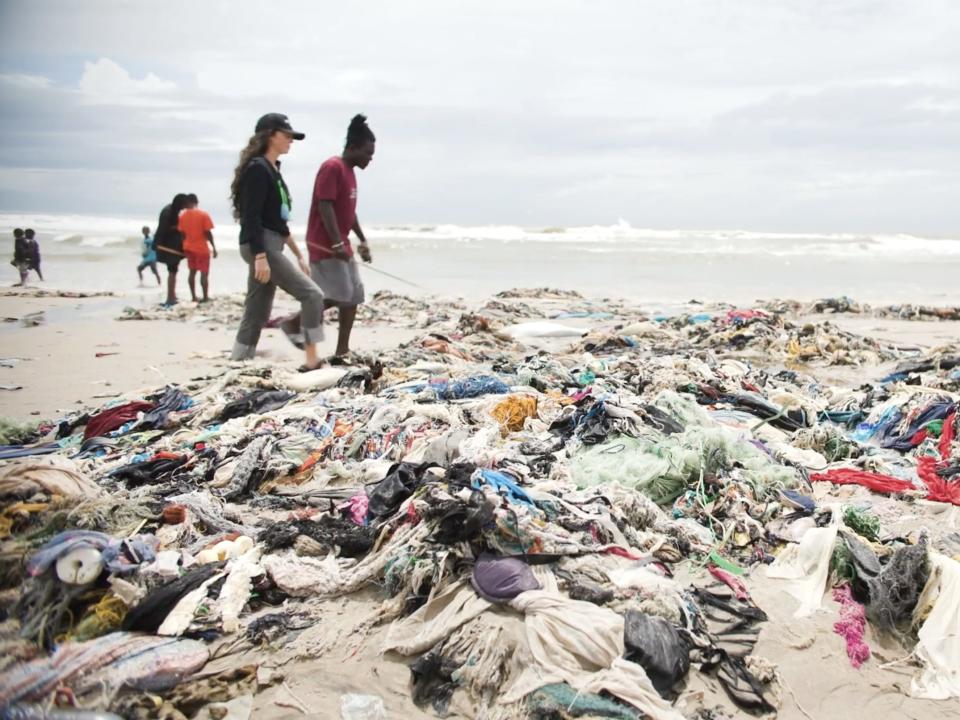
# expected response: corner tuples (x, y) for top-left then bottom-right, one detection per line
(491, 395), (538, 434)
(62, 591), (129, 642)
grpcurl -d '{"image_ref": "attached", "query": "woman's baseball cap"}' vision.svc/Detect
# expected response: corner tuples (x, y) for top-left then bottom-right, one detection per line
(255, 113), (305, 140)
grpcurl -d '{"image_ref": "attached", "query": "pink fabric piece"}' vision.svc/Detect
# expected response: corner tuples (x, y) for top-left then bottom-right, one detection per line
(832, 584), (870, 668)
(337, 493), (369, 525)
(707, 564), (750, 600)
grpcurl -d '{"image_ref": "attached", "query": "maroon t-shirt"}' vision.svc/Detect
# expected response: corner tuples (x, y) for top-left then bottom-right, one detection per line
(306, 156), (357, 261)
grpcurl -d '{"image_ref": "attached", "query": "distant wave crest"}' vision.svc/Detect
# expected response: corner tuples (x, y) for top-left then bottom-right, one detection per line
(2, 213), (958, 258)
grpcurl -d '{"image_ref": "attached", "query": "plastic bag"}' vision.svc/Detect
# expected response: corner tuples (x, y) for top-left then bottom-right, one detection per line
(623, 610), (690, 696)
(340, 694), (386, 720)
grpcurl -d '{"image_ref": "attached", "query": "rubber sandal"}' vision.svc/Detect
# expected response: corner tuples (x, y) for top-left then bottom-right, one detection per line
(297, 361), (328, 373)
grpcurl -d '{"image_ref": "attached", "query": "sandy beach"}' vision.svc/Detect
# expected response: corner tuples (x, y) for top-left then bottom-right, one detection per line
(0, 292), (421, 421)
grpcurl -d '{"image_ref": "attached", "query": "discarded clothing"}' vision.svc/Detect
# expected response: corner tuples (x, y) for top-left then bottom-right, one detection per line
(366, 462), (438, 519)
(83, 401), (154, 440)
(109, 452), (189, 487)
(218, 389), (295, 421)
(0, 457), (104, 498)
(912, 553), (960, 699)
(0, 632), (208, 705)
(138, 386), (193, 429)
(27, 530), (158, 578)
(433, 375), (509, 400)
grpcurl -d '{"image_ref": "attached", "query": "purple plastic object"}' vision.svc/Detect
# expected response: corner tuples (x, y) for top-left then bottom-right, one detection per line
(471, 553), (540, 602)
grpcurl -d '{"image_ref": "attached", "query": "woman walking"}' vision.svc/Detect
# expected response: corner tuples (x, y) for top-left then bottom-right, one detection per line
(230, 113), (325, 369)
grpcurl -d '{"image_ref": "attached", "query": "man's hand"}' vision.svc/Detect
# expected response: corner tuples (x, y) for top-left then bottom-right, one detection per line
(213, 249), (219, 259)
(358, 241), (372, 263)
(331, 243), (350, 261)
(297, 257), (310, 275)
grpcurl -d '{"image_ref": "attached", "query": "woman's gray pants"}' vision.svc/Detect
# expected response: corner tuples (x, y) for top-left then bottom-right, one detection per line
(231, 230), (324, 360)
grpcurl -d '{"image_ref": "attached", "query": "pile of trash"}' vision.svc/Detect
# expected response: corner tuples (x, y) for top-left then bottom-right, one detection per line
(118, 290), (468, 330)
(1, 290), (958, 718)
(0, 288), (118, 300)
(763, 296), (960, 321)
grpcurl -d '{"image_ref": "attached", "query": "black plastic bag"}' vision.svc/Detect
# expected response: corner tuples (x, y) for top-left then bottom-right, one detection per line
(366, 462), (437, 519)
(623, 610), (690, 696)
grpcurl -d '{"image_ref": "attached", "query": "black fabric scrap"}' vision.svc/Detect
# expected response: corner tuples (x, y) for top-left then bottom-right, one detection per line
(566, 580), (614, 605)
(366, 462), (439, 520)
(122, 563), (220, 632)
(640, 404), (685, 434)
(410, 649), (459, 715)
(426, 492), (494, 545)
(218, 389), (295, 422)
(139, 386), (191, 429)
(109, 454), (189, 486)
(259, 516), (376, 558)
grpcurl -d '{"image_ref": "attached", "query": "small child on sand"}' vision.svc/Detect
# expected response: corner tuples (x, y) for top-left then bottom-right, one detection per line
(137, 225), (161, 286)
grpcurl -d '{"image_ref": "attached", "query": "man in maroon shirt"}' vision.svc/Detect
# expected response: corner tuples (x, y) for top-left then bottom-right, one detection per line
(300, 114), (375, 359)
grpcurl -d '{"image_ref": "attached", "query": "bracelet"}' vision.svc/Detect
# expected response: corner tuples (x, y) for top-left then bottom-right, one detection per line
(331, 243), (344, 249)
(255, 253), (266, 260)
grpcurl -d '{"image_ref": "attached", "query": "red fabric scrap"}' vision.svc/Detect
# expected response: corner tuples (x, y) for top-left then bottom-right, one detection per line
(602, 545), (646, 561)
(151, 451), (185, 461)
(917, 411), (960, 506)
(83, 401), (154, 440)
(940, 411), (957, 459)
(725, 309), (768, 324)
(909, 428), (930, 447)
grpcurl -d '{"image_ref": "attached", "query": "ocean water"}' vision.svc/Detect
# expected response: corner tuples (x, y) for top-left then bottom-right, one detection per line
(2, 213), (958, 307)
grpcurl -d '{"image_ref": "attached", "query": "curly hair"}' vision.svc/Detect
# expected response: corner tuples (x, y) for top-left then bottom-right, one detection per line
(230, 130), (272, 220)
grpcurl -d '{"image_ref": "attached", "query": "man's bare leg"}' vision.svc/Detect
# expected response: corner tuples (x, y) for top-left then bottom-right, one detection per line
(335, 304), (357, 357)
(188, 269), (198, 302)
(200, 272), (210, 302)
(166, 270), (177, 305)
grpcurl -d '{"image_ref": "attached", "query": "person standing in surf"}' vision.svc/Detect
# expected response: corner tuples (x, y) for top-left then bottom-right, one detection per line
(137, 225), (161, 285)
(230, 113), (326, 370)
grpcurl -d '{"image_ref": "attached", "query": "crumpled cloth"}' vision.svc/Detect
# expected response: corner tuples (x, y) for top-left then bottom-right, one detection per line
(83, 401), (154, 440)
(27, 530), (159, 577)
(766, 518), (839, 617)
(382, 579), (491, 656)
(0, 631), (208, 705)
(0, 456), (104, 498)
(503, 590), (684, 720)
(912, 553), (960, 699)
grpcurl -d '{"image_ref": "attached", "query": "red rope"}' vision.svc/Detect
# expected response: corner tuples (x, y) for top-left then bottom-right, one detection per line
(810, 468), (914, 494)
(814, 409), (959, 506)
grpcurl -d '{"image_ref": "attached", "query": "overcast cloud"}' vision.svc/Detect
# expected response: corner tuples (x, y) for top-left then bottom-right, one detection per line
(1, 0), (958, 233)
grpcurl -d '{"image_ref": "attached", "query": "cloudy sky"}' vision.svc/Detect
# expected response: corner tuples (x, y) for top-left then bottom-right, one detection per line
(1, 0), (958, 233)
